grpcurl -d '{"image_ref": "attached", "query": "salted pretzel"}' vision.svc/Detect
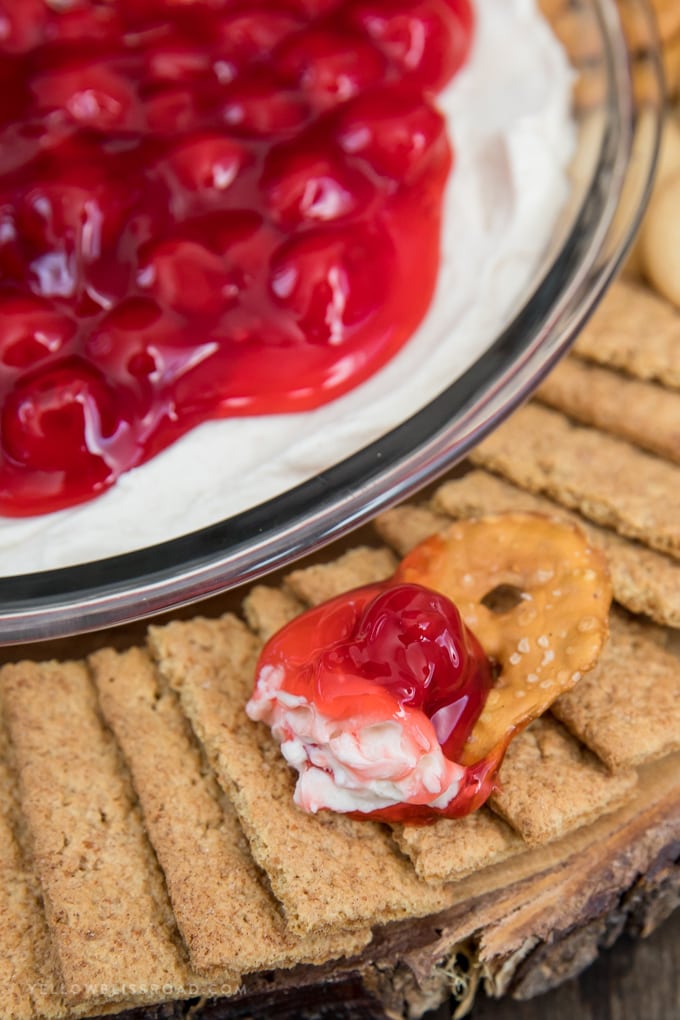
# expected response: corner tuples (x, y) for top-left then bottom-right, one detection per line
(396, 512), (612, 765)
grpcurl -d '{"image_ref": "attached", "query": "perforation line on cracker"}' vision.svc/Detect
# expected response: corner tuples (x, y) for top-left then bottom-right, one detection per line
(470, 404), (680, 560)
(89, 647), (367, 975)
(148, 614), (453, 932)
(0, 660), (239, 1010)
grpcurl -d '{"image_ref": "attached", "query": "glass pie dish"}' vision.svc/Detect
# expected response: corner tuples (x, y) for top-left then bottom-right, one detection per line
(0, 0), (664, 643)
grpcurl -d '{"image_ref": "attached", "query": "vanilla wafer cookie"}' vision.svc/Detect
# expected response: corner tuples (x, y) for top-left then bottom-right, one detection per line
(0, 660), (239, 1009)
(423, 470), (680, 628)
(470, 404), (680, 559)
(536, 358), (680, 464)
(89, 647), (369, 974)
(489, 718), (637, 846)
(149, 614), (453, 936)
(552, 614), (680, 771)
(572, 279), (680, 388)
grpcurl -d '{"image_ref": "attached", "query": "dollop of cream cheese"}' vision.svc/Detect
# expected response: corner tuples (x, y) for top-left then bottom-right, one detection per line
(0, 0), (574, 575)
(247, 663), (466, 815)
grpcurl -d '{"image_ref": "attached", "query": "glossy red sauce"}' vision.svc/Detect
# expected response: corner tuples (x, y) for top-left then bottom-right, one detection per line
(0, 0), (473, 515)
(257, 581), (499, 821)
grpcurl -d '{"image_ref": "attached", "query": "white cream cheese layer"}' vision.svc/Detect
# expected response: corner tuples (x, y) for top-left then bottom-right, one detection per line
(0, 0), (574, 574)
(246, 662), (466, 815)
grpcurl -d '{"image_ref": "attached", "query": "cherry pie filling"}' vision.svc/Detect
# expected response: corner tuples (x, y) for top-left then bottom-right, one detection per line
(0, 0), (474, 515)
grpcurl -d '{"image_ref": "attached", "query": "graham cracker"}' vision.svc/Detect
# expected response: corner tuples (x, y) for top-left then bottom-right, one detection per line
(285, 546), (398, 605)
(242, 585), (304, 642)
(372, 504), (449, 556)
(392, 810), (523, 886)
(0, 723), (70, 1020)
(148, 614), (452, 935)
(470, 403), (680, 560)
(89, 647), (364, 974)
(489, 718), (638, 846)
(0, 660), (240, 1009)
(536, 357), (680, 464)
(552, 614), (680, 771)
(429, 470), (680, 628)
(572, 278), (680, 389)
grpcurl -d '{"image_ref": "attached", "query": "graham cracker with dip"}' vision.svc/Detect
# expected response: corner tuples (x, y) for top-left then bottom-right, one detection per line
(0, 263), (679, 1017)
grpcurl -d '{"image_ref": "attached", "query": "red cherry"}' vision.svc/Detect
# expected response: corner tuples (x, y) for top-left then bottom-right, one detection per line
(0, 0), (48, 54)
(212, 7), (304, 81)
(18, 165), (127, 260)
(85, 298), (173, 385)
(117, 0), (228, 17)
(0, 296), (76, 369)
(222, 71), (310, 137)
(336, 85), (448, 183)
(137, 238), (240, 316)
(273, 27), (387, 110)
(283, 0), (342, 17)
(31, 62), (138, 132)
(270, 226), (392, 344)
(328, 583), (493, 760)
(262, 144), (374, 228)
(187, 210), (274, 290)
(46, 2), (120, 45)
(0, 202), (24, 281)
(1, 358), (131, 476)
(184, 208), (264, 253)
(145, 39), (213, 83)
(161, 134), (248, 198)
(86, 298), (216, 397)
(350, 0), (474, 92)
(145, 87), (203, 134)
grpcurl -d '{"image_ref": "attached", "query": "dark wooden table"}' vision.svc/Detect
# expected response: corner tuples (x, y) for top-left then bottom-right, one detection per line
(460, 909), (680, 1020)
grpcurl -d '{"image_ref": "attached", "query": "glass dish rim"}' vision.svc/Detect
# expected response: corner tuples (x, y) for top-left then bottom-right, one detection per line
(0, 0), (664, 644)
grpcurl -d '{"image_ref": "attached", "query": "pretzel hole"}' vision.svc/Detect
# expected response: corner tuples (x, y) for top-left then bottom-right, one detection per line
(481, 584), (524, 614)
